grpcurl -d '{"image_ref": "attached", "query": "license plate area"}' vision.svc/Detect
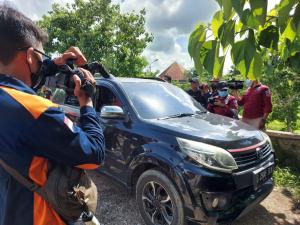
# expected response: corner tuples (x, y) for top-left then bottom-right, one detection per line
(253, 162), (274, 190)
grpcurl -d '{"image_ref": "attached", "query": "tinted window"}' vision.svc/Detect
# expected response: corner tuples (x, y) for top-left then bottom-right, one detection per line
(122, 82), (206, 119)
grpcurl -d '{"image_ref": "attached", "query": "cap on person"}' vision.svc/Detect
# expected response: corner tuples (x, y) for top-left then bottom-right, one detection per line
(190, 77), (199, 84)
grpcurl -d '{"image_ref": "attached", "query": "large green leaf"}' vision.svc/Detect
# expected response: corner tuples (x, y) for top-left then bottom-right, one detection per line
(277, 0), (297, 30)
(281, 19), (296, 41)
(249, 0), (268, 26)
(231, 0), (246, 18)
(211, 11), (224, 38)
(241, 9), (260, 29)
(218, 20), (235, 48)
(223, 0), (233, 20)
(188, 23), (207, 75)
(231, 33), (256, 78)
(188, 23), (206, 57)
(293, 3), (300, 38)
(248, 52), (263, 80)
(258, 25), (279, 50)
(199, 40), (224, 78)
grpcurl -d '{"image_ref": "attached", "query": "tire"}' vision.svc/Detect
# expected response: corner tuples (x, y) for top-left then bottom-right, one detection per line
(136, 169), (185, 225)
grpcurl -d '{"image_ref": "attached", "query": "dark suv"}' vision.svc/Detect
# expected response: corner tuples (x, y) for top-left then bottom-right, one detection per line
(59, 77), (275, 225)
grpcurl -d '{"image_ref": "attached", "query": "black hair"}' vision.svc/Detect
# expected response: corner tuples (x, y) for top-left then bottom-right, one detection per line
(0, 4), (48, 64)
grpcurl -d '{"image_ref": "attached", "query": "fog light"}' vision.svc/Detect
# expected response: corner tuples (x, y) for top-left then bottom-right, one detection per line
(212, 198), (219, 208)
(201, 193), (231, 211)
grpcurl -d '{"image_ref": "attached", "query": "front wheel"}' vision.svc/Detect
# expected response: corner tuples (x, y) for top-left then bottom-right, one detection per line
(136, 169), (185, 225)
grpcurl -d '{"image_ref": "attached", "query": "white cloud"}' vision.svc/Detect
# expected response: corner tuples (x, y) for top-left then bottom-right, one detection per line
(120, 0), (218, 73)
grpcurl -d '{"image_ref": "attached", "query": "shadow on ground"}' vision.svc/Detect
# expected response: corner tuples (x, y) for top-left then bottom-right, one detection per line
(87, 171), (300, 225)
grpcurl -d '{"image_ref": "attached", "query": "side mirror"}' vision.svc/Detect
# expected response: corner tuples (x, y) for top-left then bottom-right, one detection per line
(100, 105), (125, 119)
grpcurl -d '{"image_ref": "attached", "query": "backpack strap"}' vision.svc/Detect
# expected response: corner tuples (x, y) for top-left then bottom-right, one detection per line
(0, 159), (47, 198)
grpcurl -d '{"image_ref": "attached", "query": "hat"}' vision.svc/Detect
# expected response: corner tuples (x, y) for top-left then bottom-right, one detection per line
(190, 77), (199, 83)
(217, 81), (229, 90)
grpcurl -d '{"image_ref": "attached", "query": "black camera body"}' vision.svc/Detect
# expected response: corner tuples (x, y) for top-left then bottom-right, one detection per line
(209, 79), (244, 91)
(43, 59), (110, 97)
(208, 97), (217, 105)
(227, 79), (244, 90)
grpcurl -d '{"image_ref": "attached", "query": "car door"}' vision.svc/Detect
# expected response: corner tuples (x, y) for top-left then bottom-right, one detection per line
(96, 84), (140, 184)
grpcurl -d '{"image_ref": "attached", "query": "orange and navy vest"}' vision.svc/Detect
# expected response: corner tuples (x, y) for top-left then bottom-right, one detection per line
(0, 74), (105, 225)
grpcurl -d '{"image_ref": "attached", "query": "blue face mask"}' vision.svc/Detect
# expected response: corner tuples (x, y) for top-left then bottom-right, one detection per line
(246, 79), (253, 88)
(218, 90), (228, 98)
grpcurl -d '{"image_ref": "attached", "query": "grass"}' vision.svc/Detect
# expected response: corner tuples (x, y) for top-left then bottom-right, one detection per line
(273, 166), (300, 201)
(267, 110), (300, 134)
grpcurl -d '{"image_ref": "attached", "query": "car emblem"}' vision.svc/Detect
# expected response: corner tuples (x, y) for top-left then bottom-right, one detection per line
(256, 147), (263, 159)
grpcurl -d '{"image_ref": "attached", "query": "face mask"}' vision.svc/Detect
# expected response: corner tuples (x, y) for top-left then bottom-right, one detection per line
(30, 60), (44, 91)
(218, 90), (228, 98)
(246, 79), (253, 88)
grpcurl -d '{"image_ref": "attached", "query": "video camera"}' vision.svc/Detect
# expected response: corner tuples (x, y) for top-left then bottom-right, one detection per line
(227, 79), (244, 90)
(209, 79), (244, 91)
(37, 59), (110, 98)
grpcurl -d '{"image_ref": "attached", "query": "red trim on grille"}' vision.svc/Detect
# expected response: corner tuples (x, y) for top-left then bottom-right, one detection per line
(228, 141), (266, 153)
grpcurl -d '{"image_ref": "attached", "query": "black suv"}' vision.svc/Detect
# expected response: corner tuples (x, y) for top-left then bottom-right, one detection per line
(59, 77), (275, 225)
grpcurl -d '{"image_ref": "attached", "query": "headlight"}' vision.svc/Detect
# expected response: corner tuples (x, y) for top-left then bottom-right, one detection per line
(177, 137), (238, 173)
(261, 132), (274, 152)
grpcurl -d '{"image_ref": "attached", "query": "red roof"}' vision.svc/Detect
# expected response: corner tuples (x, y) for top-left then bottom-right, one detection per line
(159, 62), (186, 81)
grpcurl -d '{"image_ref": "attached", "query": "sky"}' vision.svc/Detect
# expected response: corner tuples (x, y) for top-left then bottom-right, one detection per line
(1, 0), (281, 74)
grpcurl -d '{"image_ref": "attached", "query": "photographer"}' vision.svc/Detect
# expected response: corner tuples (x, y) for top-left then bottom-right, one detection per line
(0, 5), (105, 225)
(233, 79), (272, 130)
(187, 77), (206, 107)
(207, 82), (238, 119)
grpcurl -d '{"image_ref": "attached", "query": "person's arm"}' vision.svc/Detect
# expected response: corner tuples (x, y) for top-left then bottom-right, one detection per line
(22, 47), (105, 167)
(19, 104), (105, 167)
(260, 88), (272, 128)
(207, 103), (214, 113)
(232, 90), (246, 106)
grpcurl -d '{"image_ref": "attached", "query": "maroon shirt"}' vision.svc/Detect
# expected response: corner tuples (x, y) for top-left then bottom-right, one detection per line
(208, 95), (238, 118)
(238, 84), (272, 119)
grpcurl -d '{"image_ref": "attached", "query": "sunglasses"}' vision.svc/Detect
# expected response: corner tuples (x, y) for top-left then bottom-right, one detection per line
(18, 47), (51, 61)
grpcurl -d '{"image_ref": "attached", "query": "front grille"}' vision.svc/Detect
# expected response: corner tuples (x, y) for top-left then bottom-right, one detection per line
(231, 142), (272, 170)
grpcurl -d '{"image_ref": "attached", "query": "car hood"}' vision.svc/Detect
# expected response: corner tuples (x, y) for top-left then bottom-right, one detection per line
(149, 113), (264, 149)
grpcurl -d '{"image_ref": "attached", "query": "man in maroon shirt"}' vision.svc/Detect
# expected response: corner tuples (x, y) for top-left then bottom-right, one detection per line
(233, 79), (272, 129)
(207, 82), (238, 119)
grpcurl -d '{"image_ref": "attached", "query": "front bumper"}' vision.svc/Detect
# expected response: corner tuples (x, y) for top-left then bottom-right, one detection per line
(178, 154), (275, 224)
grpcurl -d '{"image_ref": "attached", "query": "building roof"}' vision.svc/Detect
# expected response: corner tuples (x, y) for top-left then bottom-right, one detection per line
(158, 62), (186, 81)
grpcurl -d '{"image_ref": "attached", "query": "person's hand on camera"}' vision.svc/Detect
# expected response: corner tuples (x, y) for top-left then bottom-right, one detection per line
(73, 68), (95, 108)
(232, 90), (239, 99)
(54, 46), (87, 66)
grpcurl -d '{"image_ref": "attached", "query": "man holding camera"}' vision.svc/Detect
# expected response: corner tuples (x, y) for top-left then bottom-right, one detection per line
(207, 82), (238, 119)
(0, 5), (105, 225)
(233, 79), (272, 130)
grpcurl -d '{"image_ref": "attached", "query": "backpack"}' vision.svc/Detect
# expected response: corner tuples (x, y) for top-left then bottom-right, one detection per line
(0, 159), (99, 224)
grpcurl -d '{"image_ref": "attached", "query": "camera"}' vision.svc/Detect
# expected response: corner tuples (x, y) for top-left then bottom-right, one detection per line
(208, 97), (217, 105)
(42, 59), (110, 97)
(227, 79), (244, 90)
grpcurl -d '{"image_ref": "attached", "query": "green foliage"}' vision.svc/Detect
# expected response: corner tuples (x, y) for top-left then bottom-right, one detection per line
(38, 0), (153, 77)
(274, 166), (300, 201)
(262, 59), (300, 132)
(189, 0), (300, 79)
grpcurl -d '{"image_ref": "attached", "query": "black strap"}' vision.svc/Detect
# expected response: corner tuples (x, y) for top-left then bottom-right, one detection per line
(0, 159), (47, 198)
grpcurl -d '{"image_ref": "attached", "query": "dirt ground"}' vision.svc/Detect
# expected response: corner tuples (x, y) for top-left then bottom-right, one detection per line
(88, 171), (300, 225)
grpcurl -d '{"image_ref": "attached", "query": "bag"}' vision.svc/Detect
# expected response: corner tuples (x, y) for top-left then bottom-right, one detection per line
(0, 159), (98, 223)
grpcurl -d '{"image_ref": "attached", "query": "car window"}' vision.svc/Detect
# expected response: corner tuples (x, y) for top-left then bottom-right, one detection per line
(96, 86), (123, 112)
(121, 82), (206, 119)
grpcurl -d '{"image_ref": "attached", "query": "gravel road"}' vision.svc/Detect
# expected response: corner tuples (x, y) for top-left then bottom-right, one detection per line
(88, 171), (300, 225)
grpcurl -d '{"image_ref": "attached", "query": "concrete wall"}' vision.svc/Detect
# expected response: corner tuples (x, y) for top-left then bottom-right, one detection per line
(267, 130), (300, 168)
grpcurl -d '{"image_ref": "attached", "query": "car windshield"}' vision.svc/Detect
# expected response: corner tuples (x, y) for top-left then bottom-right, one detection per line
(121, 81), (206, 119)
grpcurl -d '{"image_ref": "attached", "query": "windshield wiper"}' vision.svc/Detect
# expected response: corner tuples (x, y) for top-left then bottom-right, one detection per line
(158, 113), (195, 120)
